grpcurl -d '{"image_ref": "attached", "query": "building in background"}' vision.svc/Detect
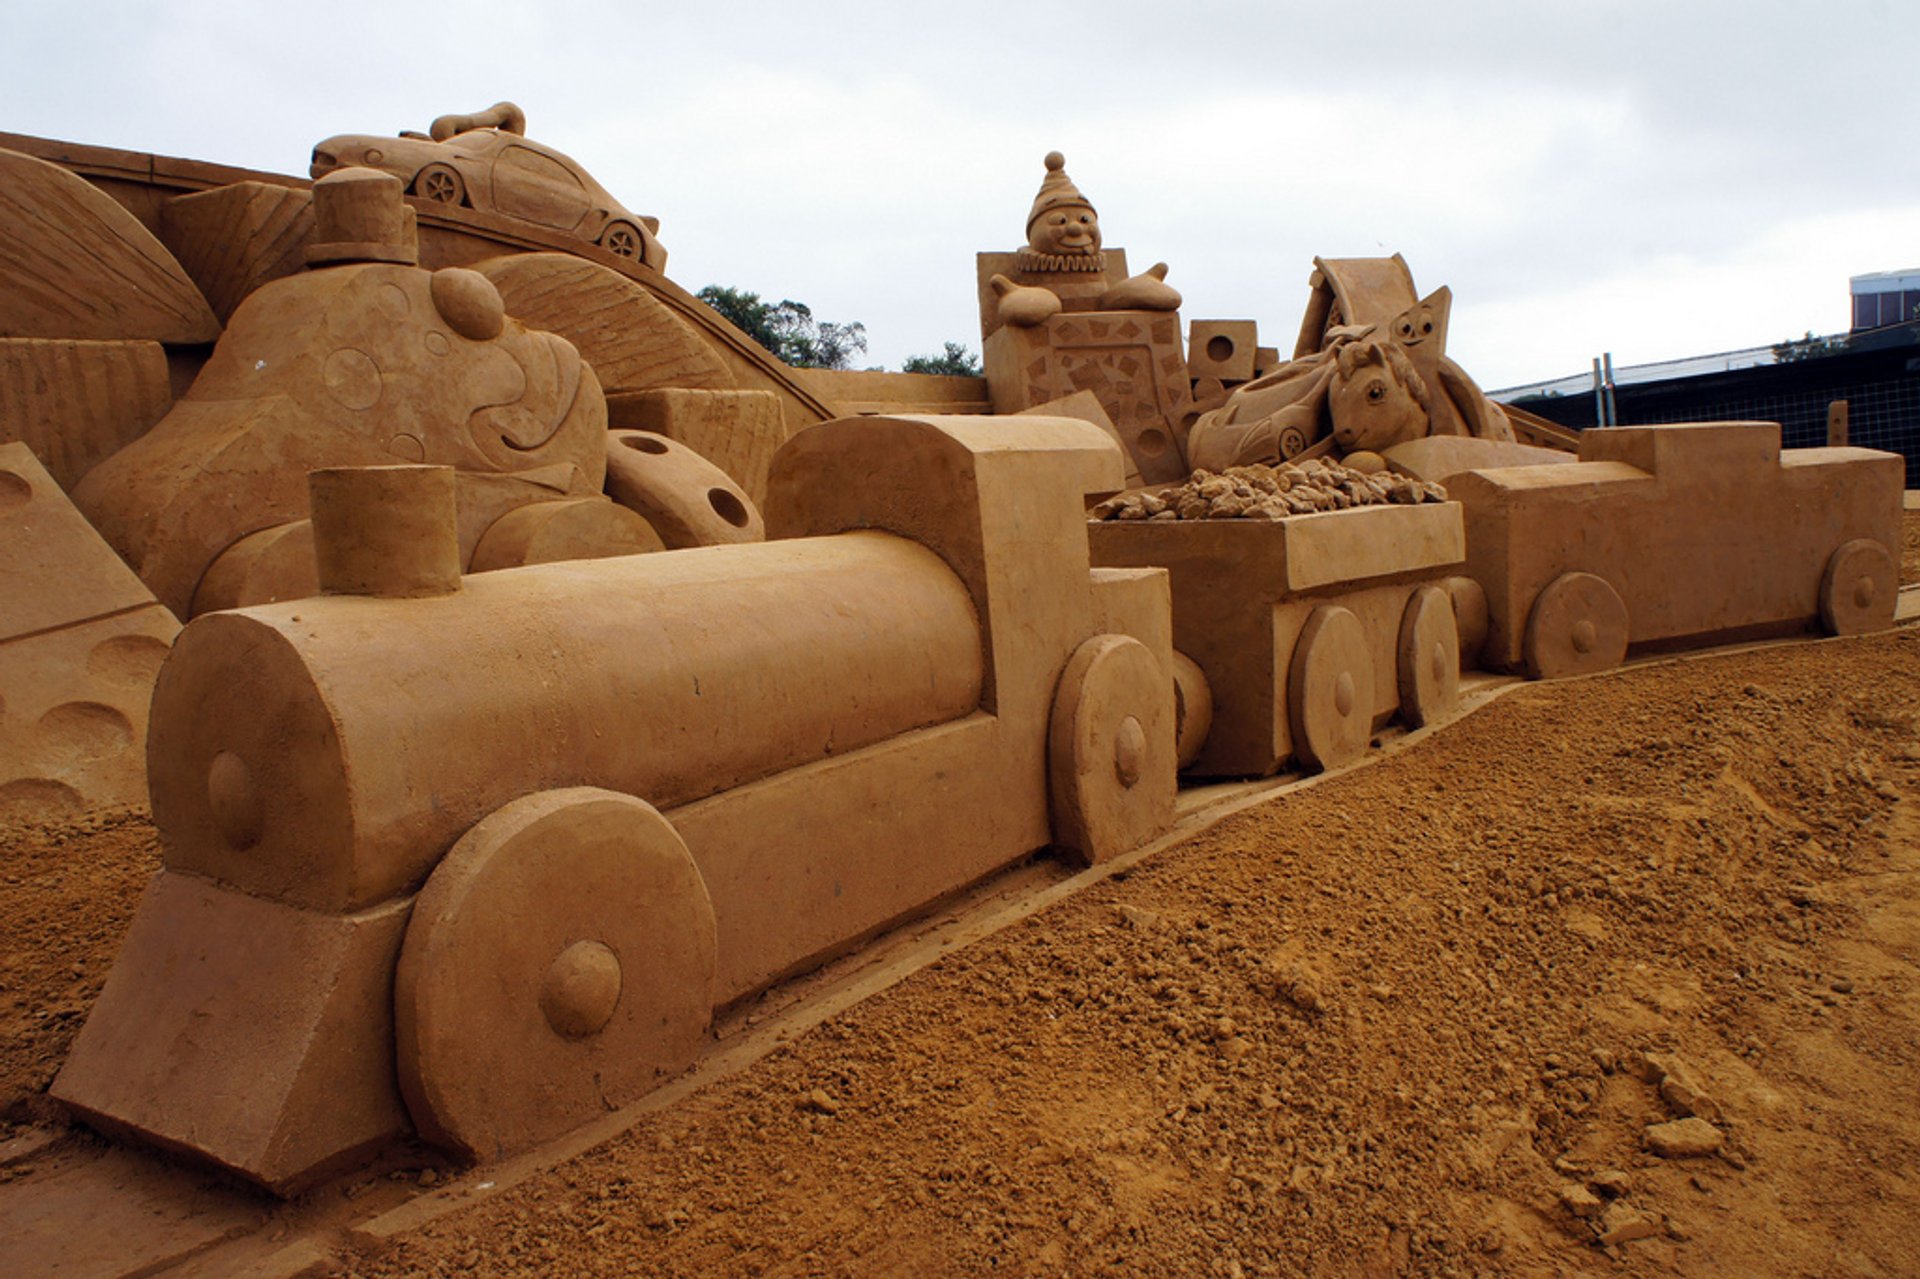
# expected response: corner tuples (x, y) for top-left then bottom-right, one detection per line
(1493, 271), (1920, 487)
(1852, 269), (1920, 332)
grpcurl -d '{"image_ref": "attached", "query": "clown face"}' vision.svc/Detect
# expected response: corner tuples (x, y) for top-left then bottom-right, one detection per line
(1029, 203), (1102, 257)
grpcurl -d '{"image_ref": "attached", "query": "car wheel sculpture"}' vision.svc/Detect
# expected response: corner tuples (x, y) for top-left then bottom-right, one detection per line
(1818, 538), (1897, 636)
(1048, 634), (1176, 867)
(412, 162), (466, 206)
(598, 219), (646, 260)
(394, 787), (717, 1162)
(1523, 570), (1629, 679)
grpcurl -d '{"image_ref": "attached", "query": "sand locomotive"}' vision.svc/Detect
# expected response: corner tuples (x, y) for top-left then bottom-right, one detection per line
(54, 415), (1180, 1193)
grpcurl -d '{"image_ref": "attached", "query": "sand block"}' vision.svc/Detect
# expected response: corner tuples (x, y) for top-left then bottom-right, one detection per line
(0, 339), (173, 492)
(159, 182), (315, 322)
(1017, 390), (1142, 491)
(1090, 567), (1174, 672)
(605, 388), (783, 507)
(0, 605), (177, 823)
(1188, 320), (1258, 383)
(0, 443), (157, 641)
(51, 873), (413, 1195)
(1384, 434), (1570, 484)
(1453, 422), (1905, 670)
(0, 444), (177, 823)
(984, 311), (1192, 484)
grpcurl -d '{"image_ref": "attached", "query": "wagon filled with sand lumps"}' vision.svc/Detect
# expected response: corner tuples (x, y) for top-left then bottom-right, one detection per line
(1089, 459), (1472, 777)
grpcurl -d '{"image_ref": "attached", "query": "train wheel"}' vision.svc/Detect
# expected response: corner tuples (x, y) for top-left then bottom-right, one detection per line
(1818, 539), (1896, 636)
(395, 788), (715, 1162)
(1397, 585), (1460, 729)
(412, 163), (466, 206)
(1523, 571), (1628, 679)
(1288, 605), (1375, 772)
(1049, 635), (1176, 867)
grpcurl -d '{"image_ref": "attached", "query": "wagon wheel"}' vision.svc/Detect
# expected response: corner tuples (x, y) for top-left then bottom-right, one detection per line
(599, 219), (646, 260)
(1049, 634), (1176, 867)
(1288, 605), (1375, 772)
(394, 788), (716, 1162)
(412, 163), (466, 206)
(1818, 538), (1896, 636)
(1523, 571), (1628, 680)
(1396, 585), (1460, 729)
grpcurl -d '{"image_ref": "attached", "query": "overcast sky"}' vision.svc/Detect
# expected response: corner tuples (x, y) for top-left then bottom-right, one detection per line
(6, 1), (1915, 389)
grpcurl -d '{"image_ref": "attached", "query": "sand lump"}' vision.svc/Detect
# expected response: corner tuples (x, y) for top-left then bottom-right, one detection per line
(1090, 459), (1448, 522)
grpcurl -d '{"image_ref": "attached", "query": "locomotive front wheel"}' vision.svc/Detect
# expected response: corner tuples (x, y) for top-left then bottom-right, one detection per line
(1288, 604), (1375, 773)
(1818, 539), (1897, 636)
(395, 788), (716, 1162)
(1523, 571), (1628, 680)
(1048, 634), (1176, 867)
(1396, 585), (1460, 729)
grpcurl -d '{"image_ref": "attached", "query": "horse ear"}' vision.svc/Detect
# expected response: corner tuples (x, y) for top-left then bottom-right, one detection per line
(1336, 342), (1359, 375)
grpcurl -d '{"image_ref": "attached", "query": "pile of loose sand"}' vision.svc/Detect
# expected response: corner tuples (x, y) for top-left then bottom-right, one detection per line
(4, 626), (1917, 1278)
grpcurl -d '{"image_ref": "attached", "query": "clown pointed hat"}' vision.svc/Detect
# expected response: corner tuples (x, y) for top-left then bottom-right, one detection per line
(1026, 151), (1095, 233)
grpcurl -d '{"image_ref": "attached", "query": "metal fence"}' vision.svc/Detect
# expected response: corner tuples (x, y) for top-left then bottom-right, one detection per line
(1616, 377), (1920, 487)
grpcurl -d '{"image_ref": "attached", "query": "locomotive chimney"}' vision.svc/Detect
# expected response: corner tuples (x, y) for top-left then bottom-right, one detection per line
(308, 464), (462, 598)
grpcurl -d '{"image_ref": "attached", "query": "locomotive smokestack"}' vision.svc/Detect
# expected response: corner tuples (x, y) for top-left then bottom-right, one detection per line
(308, 464), (462, 598)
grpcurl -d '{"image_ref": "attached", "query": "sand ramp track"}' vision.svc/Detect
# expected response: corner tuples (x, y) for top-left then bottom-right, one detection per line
(4, 620), (1920, 1277)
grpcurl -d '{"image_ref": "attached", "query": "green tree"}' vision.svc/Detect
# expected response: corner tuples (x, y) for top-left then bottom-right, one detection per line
(901, 341), (982, 377)
(1771, 330), (1849, 363)
(697, 285), (868, 370)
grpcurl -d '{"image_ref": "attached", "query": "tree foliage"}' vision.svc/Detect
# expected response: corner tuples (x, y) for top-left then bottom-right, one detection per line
(1771, 330), (1849, 363)
(697, 285), (868, 370)
(901, 341), (983, 377)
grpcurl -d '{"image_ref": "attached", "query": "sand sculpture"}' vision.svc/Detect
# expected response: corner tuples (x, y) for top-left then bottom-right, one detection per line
(2, 114), (1913, 1209)
(71, 167), (673, 618)
(978, 153), (1196, 483)
(52, 415), (1179, 1191)
(1454, 421), (1903, 676)
(311, 102), (667, 268)
(1092, 466), (1469, 777)
(1187, 255), (1518, 472)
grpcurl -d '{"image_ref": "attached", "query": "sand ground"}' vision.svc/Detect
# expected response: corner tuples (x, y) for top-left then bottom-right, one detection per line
(2, 551), (1918, 1278)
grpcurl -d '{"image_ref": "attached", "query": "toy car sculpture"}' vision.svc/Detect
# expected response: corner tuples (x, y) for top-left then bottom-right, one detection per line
(310, 101), (666, 269)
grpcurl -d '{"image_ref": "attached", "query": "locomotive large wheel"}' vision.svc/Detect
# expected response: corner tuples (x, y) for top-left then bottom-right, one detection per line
(1818, 538), (1897, 636)
(1049, 634), (1176, 867)
(395, 788), (716, 1162)
(1288, 605), (1375, 772)
(1396, 585), (1460, 729)
(1523, 571), (1628, 680)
